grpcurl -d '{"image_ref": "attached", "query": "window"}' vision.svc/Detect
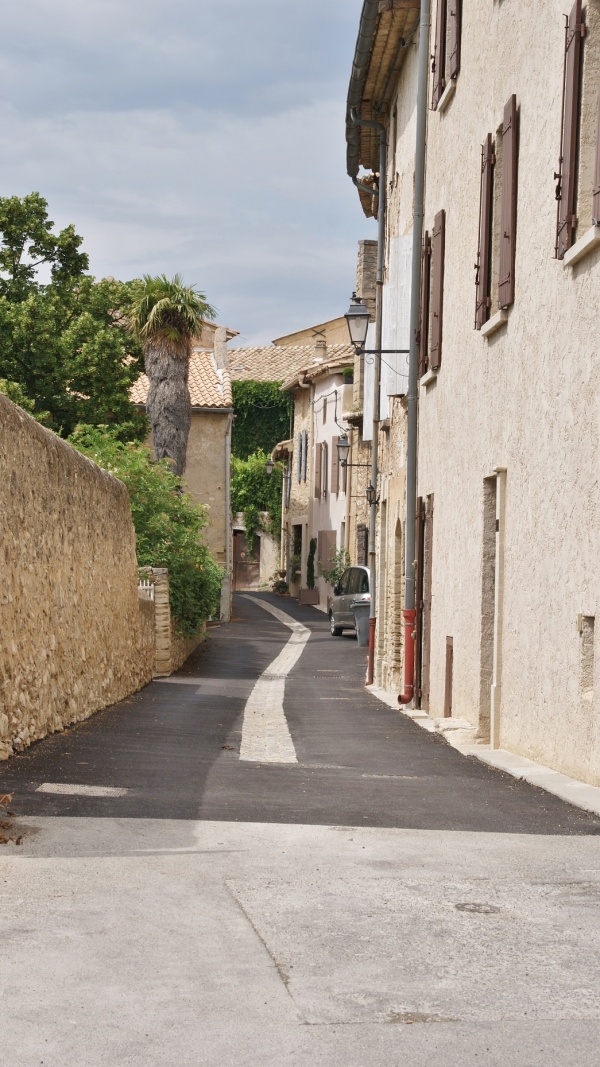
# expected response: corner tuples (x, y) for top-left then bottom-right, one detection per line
(331, 436), (339, 496)
(555, 0), (600, 256)
(431, 0), (462, 111)
(418, 210), (446, 375)
(321, 442), (328, 497)
(347, 569), (362, 596)
(474, 95), (518, 328)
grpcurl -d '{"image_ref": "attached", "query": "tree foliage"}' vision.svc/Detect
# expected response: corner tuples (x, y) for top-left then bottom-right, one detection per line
(130, 274), (216, 475)
(231, 449), (283, 556)
(71, 426), (223, 635)
(231, 380), (291, 460)
(0, 192), (147, 439)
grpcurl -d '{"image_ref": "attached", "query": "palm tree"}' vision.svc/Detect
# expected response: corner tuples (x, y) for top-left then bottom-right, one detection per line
(131, 274), (215, 475)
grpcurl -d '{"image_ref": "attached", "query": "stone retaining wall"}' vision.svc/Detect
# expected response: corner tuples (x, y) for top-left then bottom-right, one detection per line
(0, 395), (154, 758)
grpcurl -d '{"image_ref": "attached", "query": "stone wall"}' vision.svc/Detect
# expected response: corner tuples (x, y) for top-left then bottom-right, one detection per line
(0, 395), (154, 759)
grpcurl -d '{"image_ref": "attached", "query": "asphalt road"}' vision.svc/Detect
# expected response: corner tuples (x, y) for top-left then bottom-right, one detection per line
(2, 592), (599, 834)
(2, 593), (600, 1066)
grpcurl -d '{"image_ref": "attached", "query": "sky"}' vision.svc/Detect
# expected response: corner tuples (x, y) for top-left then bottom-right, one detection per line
(0, 0), (373, 345)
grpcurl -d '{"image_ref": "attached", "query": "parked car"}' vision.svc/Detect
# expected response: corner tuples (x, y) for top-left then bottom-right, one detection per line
(329, 565), (370, 636)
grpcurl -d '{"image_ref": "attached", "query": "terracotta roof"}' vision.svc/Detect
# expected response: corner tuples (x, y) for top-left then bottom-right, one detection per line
(280, 349), (356, 392)
(228, 344), (355, 383)
(131, 351), (233, 410)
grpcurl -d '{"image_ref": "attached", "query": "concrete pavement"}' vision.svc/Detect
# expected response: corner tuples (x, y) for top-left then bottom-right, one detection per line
(2, 592), (600, 1065)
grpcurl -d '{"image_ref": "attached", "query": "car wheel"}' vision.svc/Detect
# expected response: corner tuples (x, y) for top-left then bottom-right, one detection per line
(329, 612), (343, 637)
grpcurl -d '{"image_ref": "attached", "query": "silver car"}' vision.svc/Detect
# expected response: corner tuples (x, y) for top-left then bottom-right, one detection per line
(329, 566), (370, 636)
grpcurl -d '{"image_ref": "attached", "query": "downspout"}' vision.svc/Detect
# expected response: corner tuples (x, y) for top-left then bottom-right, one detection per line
(349, 106), (386, 686)
(399, 0), (430, 704)
(221, 411), (233, 622)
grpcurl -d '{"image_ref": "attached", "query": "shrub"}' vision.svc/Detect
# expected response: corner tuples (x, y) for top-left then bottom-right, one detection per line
(230, 449), (283, 556)
(70, 426), (222, 635)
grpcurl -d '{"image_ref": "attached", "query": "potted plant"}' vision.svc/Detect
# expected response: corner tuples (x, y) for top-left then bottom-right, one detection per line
(342, 366), (354, 385)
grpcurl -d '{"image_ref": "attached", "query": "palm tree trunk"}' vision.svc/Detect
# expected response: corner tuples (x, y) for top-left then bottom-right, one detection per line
(145, 337), (191, 476)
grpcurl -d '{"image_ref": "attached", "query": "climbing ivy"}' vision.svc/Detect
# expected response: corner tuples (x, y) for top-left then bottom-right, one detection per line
(231, 380), (291, 460)
(230, 449), (283, 556)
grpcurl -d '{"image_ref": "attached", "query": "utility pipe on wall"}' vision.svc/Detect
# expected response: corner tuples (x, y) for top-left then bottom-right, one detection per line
(349, 106), (386, 686)
(399, 0), (431, 704)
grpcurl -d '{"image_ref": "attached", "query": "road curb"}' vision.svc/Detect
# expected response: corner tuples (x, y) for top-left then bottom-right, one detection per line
(368, 684), (600, 819)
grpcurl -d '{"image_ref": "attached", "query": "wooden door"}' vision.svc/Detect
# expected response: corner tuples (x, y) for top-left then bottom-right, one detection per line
(233, 531), (261, 590)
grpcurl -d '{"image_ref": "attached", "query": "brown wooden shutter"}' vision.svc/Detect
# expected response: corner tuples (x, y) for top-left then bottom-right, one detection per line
(418, 231), (431, 377)
(296, 432), (302, 481)
(556, 0), (585, 258)
(431, 0), (447, 110)
(448, 0), (461, 80)
(331, 436), (339, 495)
(314, 439), (321, 498)
(593, 92), (600, 225)
(498, 95), (517, 310)
(429, 210), (445, 371)
(475, 134), (494, 329)
(322, 442), (328, 496)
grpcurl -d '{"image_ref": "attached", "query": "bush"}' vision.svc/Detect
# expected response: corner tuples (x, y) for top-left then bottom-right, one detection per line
(230, 449), (283, 556)
(70, 426), (223, 635)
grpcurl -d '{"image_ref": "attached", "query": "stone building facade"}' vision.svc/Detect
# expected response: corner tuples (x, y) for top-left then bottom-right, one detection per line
(346, 0), (600, 785)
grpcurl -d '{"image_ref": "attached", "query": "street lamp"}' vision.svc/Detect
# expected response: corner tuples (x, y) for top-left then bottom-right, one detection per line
(344, 292), (370, 352)
(365, 483), (378, 507)
(337, 434), (350, 466)
(264, 457), (275, 476)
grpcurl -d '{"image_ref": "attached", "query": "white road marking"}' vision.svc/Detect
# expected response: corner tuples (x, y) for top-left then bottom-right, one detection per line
(36, 783), (129, 797)
(238, 596), (310, 763)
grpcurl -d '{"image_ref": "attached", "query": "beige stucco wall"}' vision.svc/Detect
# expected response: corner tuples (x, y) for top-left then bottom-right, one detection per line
(413, 2), (600, 782)
(0, 395), (154, 759)
(273, 317), (350, 347)
(183, 410), (231, 567)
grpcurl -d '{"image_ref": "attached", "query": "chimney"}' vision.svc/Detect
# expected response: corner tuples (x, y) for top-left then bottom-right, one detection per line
(355, 239), (378, 320)
(313, 339), (327, 364)
(213, 326), (229, 370)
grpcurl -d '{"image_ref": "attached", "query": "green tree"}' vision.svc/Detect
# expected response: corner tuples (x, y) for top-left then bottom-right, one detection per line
(131, 274), (215, 475)
(0, 193), (147, 439)
(71, 426), (223, 634)
(231, 449), (283, 555)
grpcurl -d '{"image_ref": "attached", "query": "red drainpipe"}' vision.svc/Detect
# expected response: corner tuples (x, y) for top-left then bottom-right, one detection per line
(398, 608), (416, 704)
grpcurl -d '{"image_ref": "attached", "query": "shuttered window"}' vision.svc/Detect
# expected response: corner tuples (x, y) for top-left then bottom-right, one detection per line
(556, 0), (585, 258)
(593, 93), (600, 225)
(429, 210), (446, 371)
(431, 0), (447, 110)
(321, 442), (328, 497)
(448, 0), (461, 80)
(314, 440), (321, 498)
(498, 95), (517, 310)
(418, 232), (431, 377)
(301, 429), (308, 481)
(331, 436), (339, 495)
(296, 432), (302, 482)
(475, 134), (495, 329)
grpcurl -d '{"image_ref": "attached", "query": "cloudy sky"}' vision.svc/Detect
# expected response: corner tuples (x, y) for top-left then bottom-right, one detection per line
(0, 0), (373, 344)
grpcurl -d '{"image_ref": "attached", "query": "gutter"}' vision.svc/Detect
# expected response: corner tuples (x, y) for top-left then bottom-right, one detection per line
(346, 0), (381, 179)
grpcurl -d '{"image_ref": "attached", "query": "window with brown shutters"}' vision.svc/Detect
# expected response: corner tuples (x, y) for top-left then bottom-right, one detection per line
(431, 0), (447, 110)
(556, 0), (585, 259)
(448, 0), (461, 81)
(321, 442), (328, 497)
(429, 210), (446, 370)
(296, 432), (302, 482)
(475, 134), (495, 329)
(593, 92), (600, 226)
(301, 429), (308, 481)
(314, 439), (321, 498)
(418, 232), (431, 377)
(331, 436), (339, 496)
(498, 95), (517, 310)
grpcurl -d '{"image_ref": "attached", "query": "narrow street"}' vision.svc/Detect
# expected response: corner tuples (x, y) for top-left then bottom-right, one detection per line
(2, 594), (600, 1065)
